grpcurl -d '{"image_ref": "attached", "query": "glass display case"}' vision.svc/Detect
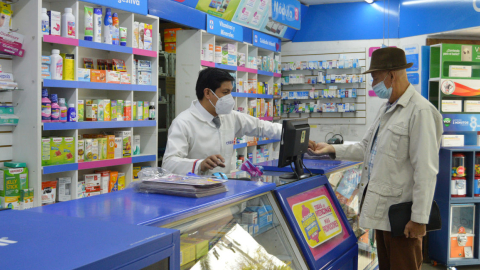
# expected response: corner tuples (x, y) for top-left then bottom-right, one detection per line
(450, 204), (475, 259)
(161, 192), (308, 270)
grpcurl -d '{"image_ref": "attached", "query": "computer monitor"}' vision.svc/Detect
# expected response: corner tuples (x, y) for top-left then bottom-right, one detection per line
(278, 118), (311, 180)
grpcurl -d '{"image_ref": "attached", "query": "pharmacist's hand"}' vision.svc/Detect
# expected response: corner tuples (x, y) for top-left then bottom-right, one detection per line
(201, 155), (226, 172)
(308, 140), (317, 150)
(308, 142), (335, 156)
(404, 221), (426, 238)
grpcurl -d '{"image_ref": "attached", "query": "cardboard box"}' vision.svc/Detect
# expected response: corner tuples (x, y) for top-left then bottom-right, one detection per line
(77, 68), (90, 81)
(118, 172), (125, 190)
(133, 166), (141, 181)
(465, 100), (480, 112)
(47, 11), (61, 36)
(164, 28), (182, 43)
(91, 70), (106, 83)
(111, 100), (117, 121)
(144, 24), (153, 50)
(41, 180), (56, 205)
(442, 100), (462, 112)
(97, 171), (110, 194)
(84, 174), (101, 193)
(92, 139), (99, 161)
(56, 177), (71, 202)
(182, 238), (209, 260)
(41, 138), (51, 166)
(49, 137), (64, 165)
(133, 135), (141, 155)
(104, 99), (111, 121)
(449, 65), (472, 78)
(109, 171), (119, 192)
(106, 71), (121, 84)
(180, 242), (196, 266)
(63, 137), (75, 164)
(241, 211), (258, 224)
(442, 135), (465, 147)
(165, 42), (176, 53)
(107, 135), (115, 159)
(120, 73), (131, 84)
(0, 166), (29, 209)
(78, 140), (85, 163)
(84, 139), (93, 161)
(114, 137), (123, 159)
(114, 131), (131, 157)
(124, 100), (132, 121)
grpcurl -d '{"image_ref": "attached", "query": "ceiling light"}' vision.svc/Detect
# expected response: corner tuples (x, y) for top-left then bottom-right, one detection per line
(365, 0), (374, 3)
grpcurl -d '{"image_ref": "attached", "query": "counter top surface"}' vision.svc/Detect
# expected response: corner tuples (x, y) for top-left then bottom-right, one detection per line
(256, 159), (361, 174)
(28, 180), (276, 227)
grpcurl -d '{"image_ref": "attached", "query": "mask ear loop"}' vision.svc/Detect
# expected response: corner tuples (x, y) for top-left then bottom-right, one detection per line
(208, 89), (218, 109)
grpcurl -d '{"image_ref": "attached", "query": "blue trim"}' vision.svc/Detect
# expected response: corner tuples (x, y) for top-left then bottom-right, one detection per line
(148, 0), (206, 30)
(43, 80), (156, 92)
(43, 163), (78, 174)
(421, 46), (430, 99)
(78, 40), (132, 54)
(231, 92), (274, 99)
(233, 143), (247, 149)
(258, 70), (274, 76)
(244, 28), (253, 44)
(215, 63), (237, 71)
(257, 139), (280, 145)
(274, 175), (357, 270)
(231, 92), (249, 98)
(132, 155), (156, 163)
(43, 120), (156, 130)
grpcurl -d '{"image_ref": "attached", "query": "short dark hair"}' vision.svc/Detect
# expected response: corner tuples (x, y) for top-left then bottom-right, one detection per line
(196, 68), (234, 100)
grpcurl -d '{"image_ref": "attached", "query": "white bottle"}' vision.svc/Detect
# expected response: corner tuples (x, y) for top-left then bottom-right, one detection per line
(41, 8), (49, 36)
(61, 8), (75, 38)
(50, 49), (63, 80)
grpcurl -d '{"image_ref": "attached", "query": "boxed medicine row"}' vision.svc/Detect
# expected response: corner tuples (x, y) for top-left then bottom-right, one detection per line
(282, 88), (358, 100)
(282, 73), (364, 85)
(282, 59), (360, 71)
(78, 99), (155, 122)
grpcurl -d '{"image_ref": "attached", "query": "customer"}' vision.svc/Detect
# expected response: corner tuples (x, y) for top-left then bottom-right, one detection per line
(163, 68), (282, 175)
(309, 47), (443, 270)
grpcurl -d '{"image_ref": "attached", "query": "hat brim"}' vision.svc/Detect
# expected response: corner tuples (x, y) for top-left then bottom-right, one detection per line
(363, 63), (414, 74)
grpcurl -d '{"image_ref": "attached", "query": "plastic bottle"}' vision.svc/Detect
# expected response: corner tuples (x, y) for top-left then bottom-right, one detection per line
(50, 49), (63, 80)
(41, 88), (51, 123)
(103, 8), (112, 44)
(41, 8), (49, 36)
(50, 94), (60, 122)
(149, 102), (155, 120)
(67, 104), (76, 122)
(59, 98), (67, 122)
(112, 12), (119, 45)
(61, 8), (75, 38)
(93, 8), (102, 43)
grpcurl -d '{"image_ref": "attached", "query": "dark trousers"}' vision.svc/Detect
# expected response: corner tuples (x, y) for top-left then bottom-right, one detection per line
(375, 230), (423, 270)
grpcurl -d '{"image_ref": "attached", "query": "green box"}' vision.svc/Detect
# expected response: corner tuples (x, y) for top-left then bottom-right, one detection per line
(77, 100), (84, 122)
(0, 106), (14, 114)
(0, 165), (29, 209)
(49, 137), (64, 165)
(41, 138), (51, 166)
(63, 137), (75, 164)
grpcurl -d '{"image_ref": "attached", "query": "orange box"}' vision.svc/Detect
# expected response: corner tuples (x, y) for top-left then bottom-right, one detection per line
(109, 171), (119, 192)
(450, 235), (474, 258)
(164, 28), (182, 43)
(165, 42), (176, 53)
(106, 135), (115, 159)
(91, 70), (106, 83)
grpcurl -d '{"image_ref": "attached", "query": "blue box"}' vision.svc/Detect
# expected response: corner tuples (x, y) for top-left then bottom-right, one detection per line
(246, 205), (273, 228)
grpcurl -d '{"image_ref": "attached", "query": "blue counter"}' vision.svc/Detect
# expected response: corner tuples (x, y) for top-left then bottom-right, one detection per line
(256, 159), (360, 175)
(0, 210), (179, 270)
(29, 180), (276, 227)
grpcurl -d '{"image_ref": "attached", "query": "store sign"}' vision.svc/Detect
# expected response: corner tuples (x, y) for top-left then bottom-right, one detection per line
(83, 0), (147, 15)
(441, 44), (480, 62)
(442, 114), (480, 132)
(206, 15), (243, 42)
(407, 73), (419, 85)
(253, 30), (281, 52)
(196, 0), (241, 21)
(271, 0), (300, 30)
(405, 44), (419, 72)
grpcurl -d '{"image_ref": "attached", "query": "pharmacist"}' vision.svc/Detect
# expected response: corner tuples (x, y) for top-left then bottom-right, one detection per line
(163, 68), (282, 175)
(309, 48), (443, 270)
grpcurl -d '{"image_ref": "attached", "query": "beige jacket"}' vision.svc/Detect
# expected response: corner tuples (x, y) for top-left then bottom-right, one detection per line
(333, 84), (443, 231)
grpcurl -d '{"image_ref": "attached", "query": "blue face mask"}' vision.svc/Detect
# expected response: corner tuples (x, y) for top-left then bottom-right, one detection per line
(373, 73), (393, 99)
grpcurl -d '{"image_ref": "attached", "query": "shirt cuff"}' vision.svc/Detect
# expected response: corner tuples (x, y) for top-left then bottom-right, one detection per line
(411, 213), (429, 224)
(194, 159), (204, 175)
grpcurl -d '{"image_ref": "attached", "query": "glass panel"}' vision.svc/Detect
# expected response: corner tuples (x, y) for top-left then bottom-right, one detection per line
(450, 204), (475, 259)
(169, 194), (303, 270)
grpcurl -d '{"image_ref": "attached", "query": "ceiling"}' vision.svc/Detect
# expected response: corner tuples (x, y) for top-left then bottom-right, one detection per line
(429, 27), (480, 39)
(300, 0), (364, 6)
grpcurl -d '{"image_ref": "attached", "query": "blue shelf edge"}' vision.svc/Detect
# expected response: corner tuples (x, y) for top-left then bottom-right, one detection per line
(233, 143), (247, 149)
(132, 85), (157, 92)
(44, 79), (155, 92)
(231, 92), (273, 99)
(215, 63), (237, 71)
(77, 81), (132, 91)
(258, 70), (274, 76)
(43, 163), (78, 174)
(232, 92), (249, 98)
(132, 155), (156, 163)
(43, 121), (156, 130)
(257, 139), (280, 145)
(78, 40), (133, 54)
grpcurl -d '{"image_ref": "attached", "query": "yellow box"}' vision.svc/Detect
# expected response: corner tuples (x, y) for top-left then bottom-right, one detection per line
(106, 135), (115, 159)
(133, 166), (141, 181)
(104, 99), (111, 121)
(182, 238), (209, 260)
(180, 242), (196, 266)
(118, 172), (125, 190)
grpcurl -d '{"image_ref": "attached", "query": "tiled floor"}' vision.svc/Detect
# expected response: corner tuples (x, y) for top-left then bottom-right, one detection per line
(422, 263), (480, 270)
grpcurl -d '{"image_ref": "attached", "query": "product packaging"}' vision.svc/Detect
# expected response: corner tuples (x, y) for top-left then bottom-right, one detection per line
(442, 135), (465, 147)
(442, 100), (463, 112)
(84, 173), (101, 193)
(114, 137), (122, 159)
(63, 137), (75, 163)
(93, 8), (102, 42)
(110, 100), (117, 121)
(136, 101), (143, 120)
(47, 11), (61, 36)
(61, 8), (75, 38)
(120, 73), (131, 84)
(203, 43), (213, 62)
(133, 21), (139, 48)
(91, 70), (106, 83)
(92, 139), (99, 161)
(165, 42), (176, 53)
(215, 46), (222, 63)
(124, 100), (132, 121)
(144, 24), (152, 50)
(118, 173), (125, 190)
(95, 99), (104, 122)
(109, 171), (119, 192)
(84, 139), (93, 161)
(78, 139), (85, 162)
(120, 27), (127, 46)
(133, 135), (140, 155)
(137, 71), (151, 85)
(104, 99), (111, 121)
(0, 163), (29, 209)
(133, 166), (141, 181)
(41, 180), (56, 205)
(112, 59), (126, 72)
(114, 131), (131, 157)
(143, 101), (149, 120)
(138, 23), (144, 49)
(107, 135), (115, 159)
(77, 181), (85, 198)
(465, 100), (480, 112)
(77, 68), (90, 81)
(117, 100), (124, 121)
(106, 70), (121, 84)
(98, 138), (107, 160)
(56, 177), (71, 202)
(41, 138), (50, 166)
(49, 137), (63, 165)
(84, 6), (93, 41)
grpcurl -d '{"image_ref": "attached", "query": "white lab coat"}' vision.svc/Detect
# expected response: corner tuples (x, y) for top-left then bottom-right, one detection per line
(163, 100), (282, 175)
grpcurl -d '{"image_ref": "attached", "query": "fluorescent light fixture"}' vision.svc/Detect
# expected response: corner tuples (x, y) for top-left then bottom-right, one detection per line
(365, 0), (374, 3)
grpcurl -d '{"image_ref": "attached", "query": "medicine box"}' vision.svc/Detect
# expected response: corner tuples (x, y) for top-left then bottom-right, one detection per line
(106, 71), (120, 84)
(77, 68), (90, 82)
(137, 71), (151, 85)
(91, 70), (106, 83)
(464, 100), (480, 112)
(442, 135), (465, 147)
(56, 177), (71, 202)
(84, 174), (101, 193)
(47, 11), (61, 36)
(241, 211), (258, 224)
(442, 100), (463, 112)
(114, 137), (123, 159)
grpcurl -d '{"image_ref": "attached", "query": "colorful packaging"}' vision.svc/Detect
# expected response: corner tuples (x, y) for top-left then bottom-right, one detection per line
(84, 139), (93, 161)
(109, 171), (119, 192)
(56, 177), (71, 202)
(106, 70), (120, 84)
(164, 28), (181, 43)
(120, 73), (131, 84)
(117, 100), (124, 121)
(137, 71), (151, 85)
(133, 135), (141, 155)
(48, 11), (61, 36)
(49, 137), (63, 165)
(118, 172), (125, 190)
(77, 181), (85, 198)
(85, 100), (93, 121)
(114, 131), (131, 157)
(41, 180), (56, 205)
(92, 139), (99, 161)
(77, 68), (90, 81)
(165, 42), (176, 53)
(104, 99), (111, 121)
(114, 137), (122, 159)
(136, 101), (143, 120)
(84, 173), (101, 193)
(180, 242), (196, 266)
(95, 99), (104, 122)
(63, 137), (75, 164)
(107, 135), (115, 159)
(133, 166), (141, 181)
(133, 21), (139, 48)
(124, 100), (132, 121)
(95, 171), (110, 194)
(42, 138), (51, 166)
(110, 100), (117, 121)
(138, 23), (144, 49)
(143, 102), (149, 120)
(78, 139), (85, 162)
(77, 100), (84, 121)
(0, 164), (29, 209)
(98, 138), (107, 160)
(91, 70), (106, 83)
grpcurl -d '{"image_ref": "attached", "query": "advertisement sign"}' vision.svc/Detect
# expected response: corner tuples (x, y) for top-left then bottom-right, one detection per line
(442, 114), (480, 132)
(442, 44), (480, 63)
(271, 0), (300, 30)
(258, 17), (289, 38)
(231, 0), (270, 30)
(253, 30), (280, 52)
(196, 0), (241, 21)
(440, 79), (480, 97)
(408, 73), (419, 85)
(206, 15), (243, 42)
(405, 44), (419, 72)
(287, 185), (349, 260)
(84, 0), (147, 15)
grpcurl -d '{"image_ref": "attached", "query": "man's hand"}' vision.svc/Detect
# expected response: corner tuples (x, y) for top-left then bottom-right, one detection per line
(308, 142), (335, 156)
(404, 220), (426, 238)
(200, 155), (226, 172)
(309, 140), (317, 150)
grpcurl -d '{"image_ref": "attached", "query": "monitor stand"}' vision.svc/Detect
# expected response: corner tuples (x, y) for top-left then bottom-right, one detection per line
(279, 156), (311, 180)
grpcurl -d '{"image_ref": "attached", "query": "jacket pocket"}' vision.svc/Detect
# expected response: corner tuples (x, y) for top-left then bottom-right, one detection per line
(363, 183), (403, 219)
(387, 124), (409, 160)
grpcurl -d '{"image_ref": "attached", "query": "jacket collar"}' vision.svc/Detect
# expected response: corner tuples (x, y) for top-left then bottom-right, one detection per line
(189, 100), (216, 127)
(396, 84), (415, 108)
